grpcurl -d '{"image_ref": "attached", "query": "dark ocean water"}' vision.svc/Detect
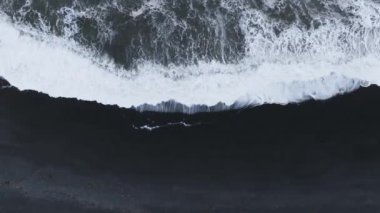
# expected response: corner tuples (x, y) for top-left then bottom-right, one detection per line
(1, 0), (380, 112)
(1, 0), (376, 67)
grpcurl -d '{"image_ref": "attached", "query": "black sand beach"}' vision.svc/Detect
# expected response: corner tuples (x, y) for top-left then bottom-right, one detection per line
(1, 79), (380, 212)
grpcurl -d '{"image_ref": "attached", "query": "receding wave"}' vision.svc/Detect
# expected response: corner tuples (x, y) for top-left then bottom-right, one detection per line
(0, 0), (380, 113)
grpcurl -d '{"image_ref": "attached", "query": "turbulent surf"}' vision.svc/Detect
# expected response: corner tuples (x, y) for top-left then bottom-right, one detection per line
(0, 0), (380, 113)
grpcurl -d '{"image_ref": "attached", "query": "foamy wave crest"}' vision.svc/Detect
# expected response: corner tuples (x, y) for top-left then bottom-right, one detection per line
(1, 0), (380, 113)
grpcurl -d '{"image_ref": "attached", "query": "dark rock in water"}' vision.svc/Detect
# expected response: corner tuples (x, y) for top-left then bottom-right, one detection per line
(0, 76), (10, 87)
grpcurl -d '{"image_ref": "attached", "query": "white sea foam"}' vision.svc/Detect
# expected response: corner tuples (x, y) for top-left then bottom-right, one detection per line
(0, 0), (380, 113)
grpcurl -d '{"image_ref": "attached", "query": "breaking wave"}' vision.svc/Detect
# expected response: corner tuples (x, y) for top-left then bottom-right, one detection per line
(0, 0), (380, 113)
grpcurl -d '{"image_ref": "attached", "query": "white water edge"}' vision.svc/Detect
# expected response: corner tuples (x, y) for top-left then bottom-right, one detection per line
(0, 5), (379, 113)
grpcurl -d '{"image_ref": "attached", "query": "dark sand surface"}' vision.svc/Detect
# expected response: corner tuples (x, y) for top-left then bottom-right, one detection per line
(1, 80), (380, 212)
